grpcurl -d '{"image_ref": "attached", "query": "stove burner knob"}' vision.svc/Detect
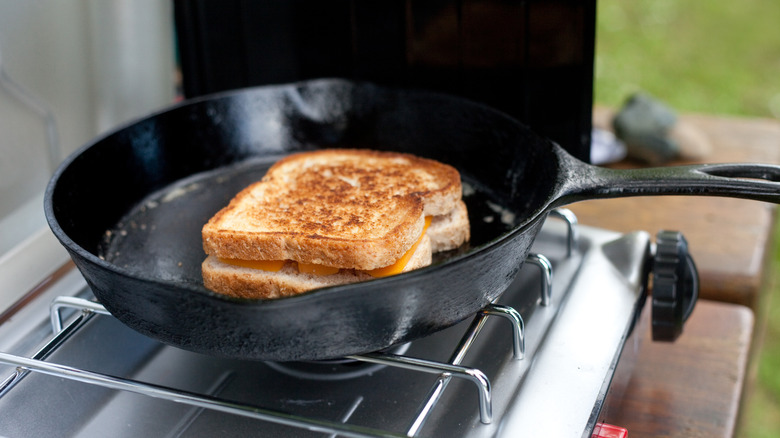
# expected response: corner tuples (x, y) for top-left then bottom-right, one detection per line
(651, 230), (699, 342)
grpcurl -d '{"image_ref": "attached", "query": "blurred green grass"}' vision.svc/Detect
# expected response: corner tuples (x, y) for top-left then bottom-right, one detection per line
(595, 0), (780, 118)
(595, 2), (780, 437)
(740, 220), (780, 438)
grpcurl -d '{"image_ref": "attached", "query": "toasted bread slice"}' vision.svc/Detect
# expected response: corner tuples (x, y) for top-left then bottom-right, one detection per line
(428, 200), (470, 252)
(264, 149), (462, 216)
(203, 235), (432, 299)
(202, 149), (462, 270)
(203, 186), (424, 270)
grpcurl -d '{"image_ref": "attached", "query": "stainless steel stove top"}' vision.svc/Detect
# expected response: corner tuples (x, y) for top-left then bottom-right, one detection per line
(0, 210), (649, 437)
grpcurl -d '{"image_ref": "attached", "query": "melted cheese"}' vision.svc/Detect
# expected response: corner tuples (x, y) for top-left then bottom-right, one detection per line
(218, 217), (431, 278)
(297, 262), (340, 275)
(366, 216), (431, 278)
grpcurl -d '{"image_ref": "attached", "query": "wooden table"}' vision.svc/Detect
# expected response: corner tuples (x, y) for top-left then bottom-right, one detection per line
(586, 110), (780, 437)
(602, 299), (753, 437)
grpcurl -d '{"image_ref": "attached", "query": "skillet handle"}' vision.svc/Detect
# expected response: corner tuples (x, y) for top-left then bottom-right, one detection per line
(554, 148), (780, 206)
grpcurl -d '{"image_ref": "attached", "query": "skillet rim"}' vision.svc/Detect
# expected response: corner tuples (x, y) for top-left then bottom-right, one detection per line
(43, 79), (558, 308)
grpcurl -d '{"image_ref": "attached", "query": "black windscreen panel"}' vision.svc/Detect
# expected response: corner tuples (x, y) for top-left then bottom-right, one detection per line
(174, 0), (595, 162)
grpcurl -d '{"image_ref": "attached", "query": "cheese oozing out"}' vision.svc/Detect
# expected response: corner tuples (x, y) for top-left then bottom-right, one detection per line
(365, 216), (431, 278)
(217, 217), (432, 278)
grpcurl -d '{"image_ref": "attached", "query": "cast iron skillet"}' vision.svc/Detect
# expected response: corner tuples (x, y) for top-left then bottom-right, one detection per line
(45, 79), (780, 361)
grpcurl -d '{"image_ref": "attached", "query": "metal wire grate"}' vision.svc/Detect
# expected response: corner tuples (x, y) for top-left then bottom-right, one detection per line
(0, 210), (577, 437)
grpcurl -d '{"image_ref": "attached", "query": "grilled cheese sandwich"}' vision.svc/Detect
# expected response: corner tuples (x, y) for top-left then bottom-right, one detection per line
(201, 149), (469, 298)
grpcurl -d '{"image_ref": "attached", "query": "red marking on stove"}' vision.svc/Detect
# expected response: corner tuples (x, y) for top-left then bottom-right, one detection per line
(592, 423), (628, 438)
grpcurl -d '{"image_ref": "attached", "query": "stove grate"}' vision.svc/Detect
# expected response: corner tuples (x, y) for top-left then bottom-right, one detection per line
(0, 210), (578, 437)
(0, 294), (534, 437)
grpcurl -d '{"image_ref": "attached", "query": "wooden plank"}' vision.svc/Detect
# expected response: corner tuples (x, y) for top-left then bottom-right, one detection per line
(603, 299), (753, 437)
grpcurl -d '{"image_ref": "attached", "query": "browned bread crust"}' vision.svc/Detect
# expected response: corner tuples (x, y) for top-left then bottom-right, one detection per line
(202, 149), (462, 270)
(265, 149), (462, 216)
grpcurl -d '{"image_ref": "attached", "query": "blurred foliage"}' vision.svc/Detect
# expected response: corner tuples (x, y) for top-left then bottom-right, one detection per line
(595, 0), (780, 118)
(742, 221), (780, 438)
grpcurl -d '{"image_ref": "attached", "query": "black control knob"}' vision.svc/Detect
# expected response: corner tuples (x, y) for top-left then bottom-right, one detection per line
(651, 231), (699, 342)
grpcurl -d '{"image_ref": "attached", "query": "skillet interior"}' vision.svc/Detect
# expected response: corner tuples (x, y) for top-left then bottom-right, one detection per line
(45, 79), (560, 360)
